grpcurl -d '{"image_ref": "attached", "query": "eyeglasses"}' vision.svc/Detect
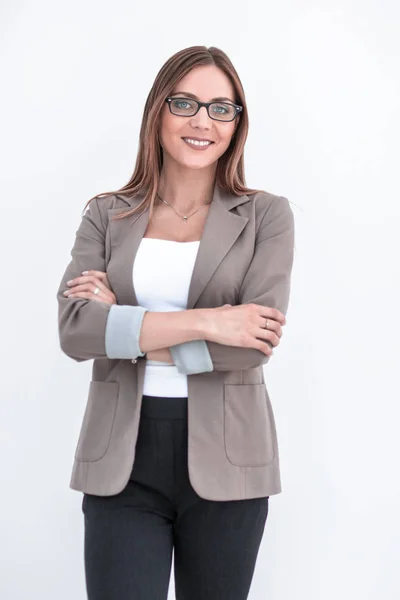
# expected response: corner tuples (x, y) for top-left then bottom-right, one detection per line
(165, 97), (243, 122)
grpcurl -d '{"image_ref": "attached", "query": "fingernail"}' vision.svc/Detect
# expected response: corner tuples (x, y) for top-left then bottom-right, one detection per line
(82, 271), (88, 275)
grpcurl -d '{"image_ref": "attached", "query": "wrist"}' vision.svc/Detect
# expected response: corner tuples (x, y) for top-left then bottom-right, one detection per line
(191, 308), (214, 340)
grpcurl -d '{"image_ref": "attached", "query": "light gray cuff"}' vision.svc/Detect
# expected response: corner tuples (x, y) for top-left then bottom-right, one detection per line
(169, 340), (214, 375)
(105, 304), (148, 359)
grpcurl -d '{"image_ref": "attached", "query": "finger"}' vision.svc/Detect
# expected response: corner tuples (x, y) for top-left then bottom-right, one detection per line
(81, 270), (108, 283)
(67, 291), (109, 304)
(268, 309), (286, 325)
(254, 339), (273, 356)
(255, 305), (286, 325)
(257, 330), (280, 348)
(67, 276), (108, 295)
(65, 283), (109, 299)
(258, 316), (282, 338)
(256, 321), (281, 347)
(69, 273), (112, 293)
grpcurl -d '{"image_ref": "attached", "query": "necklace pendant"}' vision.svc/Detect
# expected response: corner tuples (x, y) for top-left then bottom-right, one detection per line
(183, 216), (188, 221)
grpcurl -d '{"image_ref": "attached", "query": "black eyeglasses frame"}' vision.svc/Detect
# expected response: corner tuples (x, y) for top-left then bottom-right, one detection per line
(165, 97), (243, 122)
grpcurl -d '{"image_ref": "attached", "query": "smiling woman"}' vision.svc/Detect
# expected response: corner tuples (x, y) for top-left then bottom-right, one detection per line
(56, 44), (294, 600)
(149, 69), (239, 181)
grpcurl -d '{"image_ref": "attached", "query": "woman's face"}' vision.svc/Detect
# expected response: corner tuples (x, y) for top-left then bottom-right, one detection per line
(158, 65), (240, 171)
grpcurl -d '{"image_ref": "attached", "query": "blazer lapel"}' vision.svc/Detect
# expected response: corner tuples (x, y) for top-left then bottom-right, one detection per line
(107, 182), (251, 310)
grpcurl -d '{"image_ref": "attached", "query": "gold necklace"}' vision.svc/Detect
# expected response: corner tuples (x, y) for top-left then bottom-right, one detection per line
(156, 193), (211, 222)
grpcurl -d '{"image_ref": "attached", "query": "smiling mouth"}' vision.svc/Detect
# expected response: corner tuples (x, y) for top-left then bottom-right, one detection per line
(181, 137), (215, 148)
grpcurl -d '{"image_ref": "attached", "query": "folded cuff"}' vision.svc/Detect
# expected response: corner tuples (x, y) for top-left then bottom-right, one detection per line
(105, 304), (148, 359)
(169, 340), (214, 375)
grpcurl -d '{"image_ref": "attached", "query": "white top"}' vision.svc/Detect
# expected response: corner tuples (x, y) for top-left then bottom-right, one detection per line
(133, 237), (201, 397)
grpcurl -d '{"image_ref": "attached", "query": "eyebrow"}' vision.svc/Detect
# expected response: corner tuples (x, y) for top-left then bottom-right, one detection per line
(170, 91), (235, 103)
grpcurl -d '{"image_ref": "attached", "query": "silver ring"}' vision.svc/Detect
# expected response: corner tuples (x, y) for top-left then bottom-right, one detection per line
(93, 286), (100, 295)
(265, 319), (269, 329)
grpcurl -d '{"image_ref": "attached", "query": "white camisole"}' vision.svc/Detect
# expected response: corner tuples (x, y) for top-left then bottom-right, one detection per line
(133, 237), (201, 398)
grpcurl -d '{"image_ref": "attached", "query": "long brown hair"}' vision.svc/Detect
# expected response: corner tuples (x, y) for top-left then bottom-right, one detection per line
(82, 45), (263, 222)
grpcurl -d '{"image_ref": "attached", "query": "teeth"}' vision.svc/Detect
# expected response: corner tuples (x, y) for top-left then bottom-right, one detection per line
(183, 138), (212, 147)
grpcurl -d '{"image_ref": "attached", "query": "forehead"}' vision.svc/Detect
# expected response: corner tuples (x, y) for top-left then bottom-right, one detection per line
(172, 65), (236, 102)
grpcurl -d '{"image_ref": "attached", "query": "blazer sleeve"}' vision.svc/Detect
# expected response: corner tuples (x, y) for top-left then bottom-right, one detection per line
(168, 340), (214, 375)
(56, 198), (148, 362)
(170, 195), (295, 373)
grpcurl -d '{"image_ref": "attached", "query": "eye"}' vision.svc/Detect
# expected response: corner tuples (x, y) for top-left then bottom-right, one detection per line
(210, 103), (236, 121)
(172, 99), (194, 110)
(212, 103), (232, 115)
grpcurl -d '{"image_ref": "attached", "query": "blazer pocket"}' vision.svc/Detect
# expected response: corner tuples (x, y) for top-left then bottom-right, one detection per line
(224, 383), (275, 467)
(74, 381), (119, 463)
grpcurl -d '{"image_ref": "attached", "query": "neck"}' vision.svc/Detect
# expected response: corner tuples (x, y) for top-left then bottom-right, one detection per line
(157, 158), (217, 213)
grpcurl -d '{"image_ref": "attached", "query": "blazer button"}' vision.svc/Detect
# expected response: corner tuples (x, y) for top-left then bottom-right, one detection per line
(131, 358), (138, 364)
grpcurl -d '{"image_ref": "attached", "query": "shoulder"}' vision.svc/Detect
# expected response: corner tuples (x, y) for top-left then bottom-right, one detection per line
(248, 189), (293, 226)
(84, 193), (135, 230)
(93, 192), (130, 212)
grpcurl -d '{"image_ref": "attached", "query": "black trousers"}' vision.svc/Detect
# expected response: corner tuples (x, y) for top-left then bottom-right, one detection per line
(82, 394), (270, 600)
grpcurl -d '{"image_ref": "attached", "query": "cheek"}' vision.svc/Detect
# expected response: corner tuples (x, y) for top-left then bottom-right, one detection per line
(159, 121), (185, 154)
(215, 126), (235, 154)
(159, 111), (179, 145)
(217, 122), (235, 142)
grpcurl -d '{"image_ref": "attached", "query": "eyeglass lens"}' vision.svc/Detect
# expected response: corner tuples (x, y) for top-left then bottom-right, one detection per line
(169, 98), (236, 121)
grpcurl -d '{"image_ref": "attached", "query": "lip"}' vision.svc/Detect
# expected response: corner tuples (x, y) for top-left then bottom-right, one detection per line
(182, 136), (214, 142)
(181, 136), (215, 151)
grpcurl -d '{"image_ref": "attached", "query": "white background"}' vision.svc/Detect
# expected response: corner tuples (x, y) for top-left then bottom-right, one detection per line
(1, 1), (399, 598)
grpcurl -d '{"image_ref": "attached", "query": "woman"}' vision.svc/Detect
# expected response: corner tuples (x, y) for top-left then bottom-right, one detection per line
(57, 45), (295, 600)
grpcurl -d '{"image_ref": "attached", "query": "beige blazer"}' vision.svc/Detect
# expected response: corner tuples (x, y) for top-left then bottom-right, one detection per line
(56, 183), (295, 500)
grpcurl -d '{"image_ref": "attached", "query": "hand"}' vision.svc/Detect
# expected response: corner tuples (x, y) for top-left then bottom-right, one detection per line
(63, 272), (174, 362)
(145, 348), (174, 364)
(205, 303), (286, 357)
(63, 270), (117, 306)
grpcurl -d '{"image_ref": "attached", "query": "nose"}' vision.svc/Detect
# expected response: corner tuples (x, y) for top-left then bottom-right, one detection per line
(190, 105), (212, 129)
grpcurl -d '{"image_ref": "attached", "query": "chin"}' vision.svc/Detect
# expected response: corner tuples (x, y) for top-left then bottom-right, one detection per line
(176, 156), (215, 170)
